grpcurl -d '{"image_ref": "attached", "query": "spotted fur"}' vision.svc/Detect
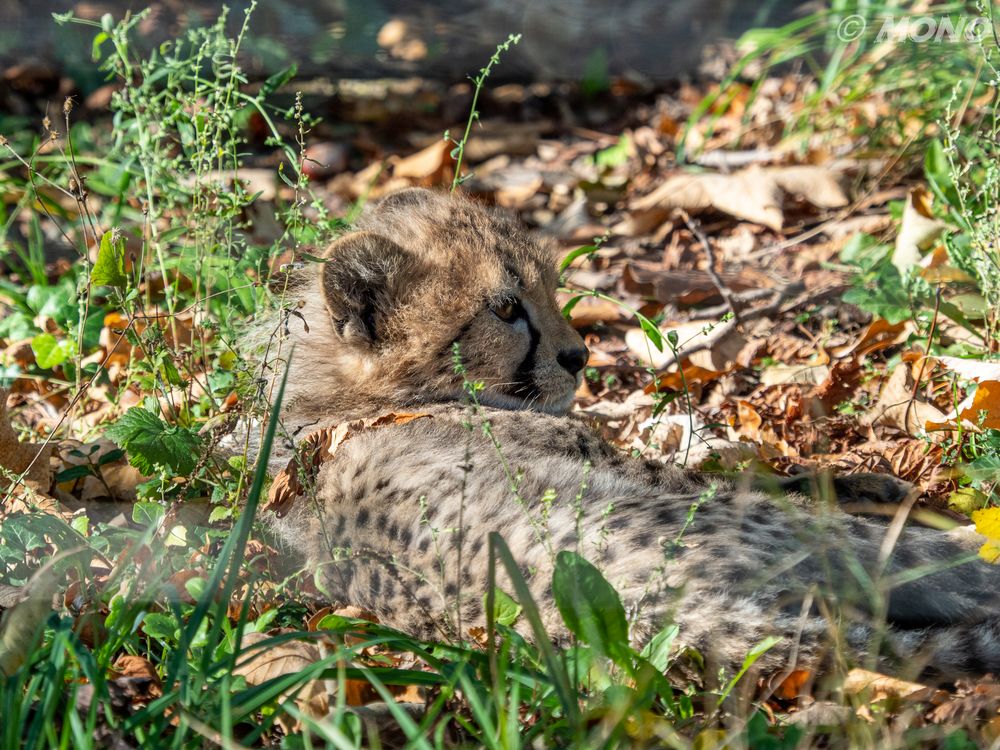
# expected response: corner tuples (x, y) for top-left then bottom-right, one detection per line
(261, 189), (1000, 683)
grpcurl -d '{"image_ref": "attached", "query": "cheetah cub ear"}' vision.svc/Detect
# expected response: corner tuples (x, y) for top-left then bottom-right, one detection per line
(320, 231), (419, 346)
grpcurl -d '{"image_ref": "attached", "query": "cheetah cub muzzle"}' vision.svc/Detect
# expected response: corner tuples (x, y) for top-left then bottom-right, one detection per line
(259, 188), (1000, 684)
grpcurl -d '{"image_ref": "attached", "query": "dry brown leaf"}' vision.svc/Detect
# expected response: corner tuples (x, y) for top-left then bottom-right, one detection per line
(236, 631), (323, 686)
(464, 120), (554, 162)
(762, 333), (817, 364)
(811, 357), (864, 409)
(392, 140), (450, 184)
(759, 364), (830, 387)
(891, 186), (947, 274)
(612, 207), (672, 237)
(625, 320), (745, 371)
(831, 318), (910, 358)
(633, 167), (781, 230)
(864, 364), (948, 437)
(928, 679), (1000, 724)
(0, 559), (62, 676)
(924, 358), (1000, 431)
(631, 164), (847, 231)
(266, 413), (431, 517)
(920, 244), (976, 284)
(98, 312), (133, 369)
(104, 657), (163, 706)
(771, 669), (812, 700)
(330, 605), (379, 625)
(958, 381), (1000, 430)
(87, 462), (146, 502)
(822, 213), (894, 240)
(0, 338), (35, 369)
(0, 388), (51, 496)
(476, 165), (543, 207)
(767, 165), (850, 209)
(645, 363), (729, 393)
(988, 716), (1000, 745)
(98, 311), (196, 378)
(935, 356), (1000, 383)
(114, 655), (162, 691)
(728, 394), (802, 459)
(736, 400), (763, 442)
(562, 295), (629, 328)
(235, 630), (342, 726)
(842, 668), (942, 703)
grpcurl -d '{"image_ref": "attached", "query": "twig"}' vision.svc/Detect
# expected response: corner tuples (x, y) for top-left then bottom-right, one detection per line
(695, 287), (786, 320)
(693, 147), (775, 171)
(679, 210), (741, 325)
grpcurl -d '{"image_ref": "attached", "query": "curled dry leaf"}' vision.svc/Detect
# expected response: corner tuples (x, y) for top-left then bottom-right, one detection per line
(811, 357), (866, 409)
(842, 668), (944, 703)
(645, 363), (730, 393)
(763, 332), (819, 364)
(891, 186), (947, 274)
(727, 391), (805, 459)
(831, 318), (910, 358)
(928, 678), (1000, 724)
(920, 244), (977, 285)
(114, 654), (163, 697)
(266, 413), (432, 517)
(638, 412), (750, 467)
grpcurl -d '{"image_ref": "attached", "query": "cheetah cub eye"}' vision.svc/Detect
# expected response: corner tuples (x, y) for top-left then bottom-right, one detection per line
(491, 299), (522, 323)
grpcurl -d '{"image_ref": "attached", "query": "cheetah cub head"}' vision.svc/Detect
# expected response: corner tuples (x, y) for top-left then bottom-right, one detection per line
(293, 188), (588, 418)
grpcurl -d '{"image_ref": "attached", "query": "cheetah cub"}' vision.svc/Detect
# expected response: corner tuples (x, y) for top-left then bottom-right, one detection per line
(262, 188), (1000, 682)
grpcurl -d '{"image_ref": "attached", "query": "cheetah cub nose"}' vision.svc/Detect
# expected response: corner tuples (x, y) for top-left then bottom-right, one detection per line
(557, 346), (590, 376)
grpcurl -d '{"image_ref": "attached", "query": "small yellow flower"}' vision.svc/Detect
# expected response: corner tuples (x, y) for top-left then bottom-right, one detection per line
(971, 507), (1000, 563)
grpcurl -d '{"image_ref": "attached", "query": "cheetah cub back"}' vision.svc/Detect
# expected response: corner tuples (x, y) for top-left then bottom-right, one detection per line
(264, 188), (1000, 683)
